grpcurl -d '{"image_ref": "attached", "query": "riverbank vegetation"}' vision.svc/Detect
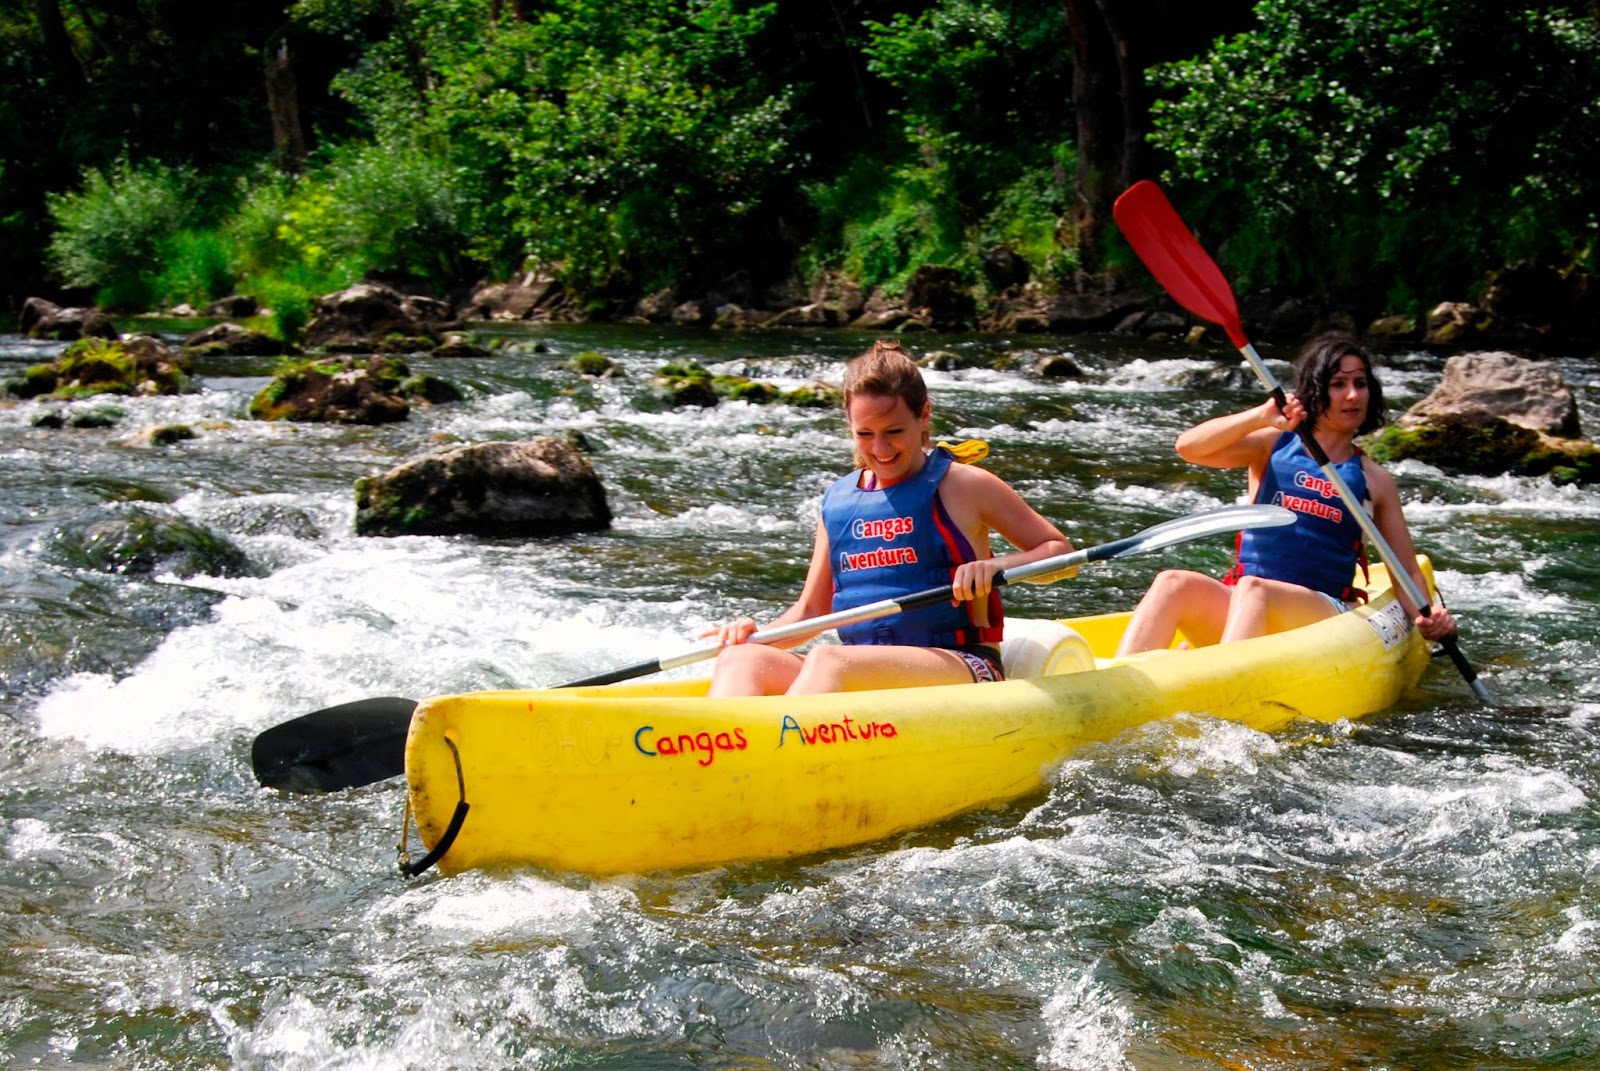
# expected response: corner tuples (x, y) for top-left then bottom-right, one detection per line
(4, 1), (1597, 343)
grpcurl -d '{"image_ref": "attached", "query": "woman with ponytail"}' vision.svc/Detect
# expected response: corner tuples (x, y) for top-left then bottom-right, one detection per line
(705, 339), (1074, 696)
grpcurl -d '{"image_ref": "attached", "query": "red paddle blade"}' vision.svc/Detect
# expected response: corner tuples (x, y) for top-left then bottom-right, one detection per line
(1113, 180), (1250, 349)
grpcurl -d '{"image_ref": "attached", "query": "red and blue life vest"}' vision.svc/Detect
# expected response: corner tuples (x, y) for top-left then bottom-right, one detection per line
(1227, 432), (1370, 601)
(820, 446), (1003, 647)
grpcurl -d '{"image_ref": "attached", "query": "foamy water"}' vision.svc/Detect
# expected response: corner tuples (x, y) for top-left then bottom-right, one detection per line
(2, 324), (1598, 1067)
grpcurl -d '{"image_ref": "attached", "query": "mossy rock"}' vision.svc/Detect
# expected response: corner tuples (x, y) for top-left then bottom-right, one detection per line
(653, 362), (719, 408)
(652, 361), (834, 410)
(249, 355), (411, 424)
(27, 336), (194, 400)
(1367, 414), (1600, 485)
(400, 373), (464, 404)
(568, 351), (618, 376)
(139, 424), (198, 447)
(716, 375), (780, 404)
(52, 507), (260, 579)
(67, 405), (125, 429)
(30, 404), (125, 429)
(779, 381), (843, 409)
(323, 333), (438, 355)
(6, 363), (62, 398)
(430, 335), (492, 360)
(54, 338), (139, 397)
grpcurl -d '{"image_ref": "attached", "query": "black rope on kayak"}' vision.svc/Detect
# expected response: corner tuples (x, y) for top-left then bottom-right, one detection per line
(397, 736), (469, 878)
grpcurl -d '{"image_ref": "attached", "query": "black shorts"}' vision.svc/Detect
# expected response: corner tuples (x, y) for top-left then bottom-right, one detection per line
(951, 644), (1004, 683)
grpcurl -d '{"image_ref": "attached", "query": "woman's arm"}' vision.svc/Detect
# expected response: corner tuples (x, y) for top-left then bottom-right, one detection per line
(1365, 461), (1457, 641)
(944, 465), (1073, 602)
(1177, 394), (1305, 472)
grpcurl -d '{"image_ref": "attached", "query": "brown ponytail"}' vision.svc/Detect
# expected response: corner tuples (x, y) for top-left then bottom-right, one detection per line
(842, 338), (928, 418)
(841, 339), (931, 466)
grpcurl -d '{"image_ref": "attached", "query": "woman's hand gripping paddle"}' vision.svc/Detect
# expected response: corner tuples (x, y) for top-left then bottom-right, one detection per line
(1112, 179), (1498, 707)
(250, 503), (1298, 793)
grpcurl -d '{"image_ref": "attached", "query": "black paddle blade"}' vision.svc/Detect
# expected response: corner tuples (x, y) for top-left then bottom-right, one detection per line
(251, 696), (417, 793)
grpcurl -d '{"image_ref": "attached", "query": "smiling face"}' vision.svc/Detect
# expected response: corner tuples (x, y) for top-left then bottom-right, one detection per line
(847, 392), (930, 486)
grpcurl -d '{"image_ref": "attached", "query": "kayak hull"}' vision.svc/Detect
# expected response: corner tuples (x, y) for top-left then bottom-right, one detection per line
(405, 561), (1435, 876)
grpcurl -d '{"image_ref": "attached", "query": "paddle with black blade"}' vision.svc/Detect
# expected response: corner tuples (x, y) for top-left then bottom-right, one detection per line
(1112, 179), (1498, 708)
(251, 503), (1295, 793)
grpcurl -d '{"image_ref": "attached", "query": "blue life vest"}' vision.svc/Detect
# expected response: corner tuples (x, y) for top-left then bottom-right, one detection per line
(820, 447), (1003, 647)
(1229, 432), (1370, 600)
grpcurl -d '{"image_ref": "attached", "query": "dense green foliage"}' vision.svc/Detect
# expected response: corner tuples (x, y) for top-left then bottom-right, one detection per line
(0, 0), (350, 316)
(1148, 0), (1600, 310)
(416, 0), (795, 296)
(5, 0), (1598, 332)
(47, 160), (197, 310)
(807, 0), (1075, 293)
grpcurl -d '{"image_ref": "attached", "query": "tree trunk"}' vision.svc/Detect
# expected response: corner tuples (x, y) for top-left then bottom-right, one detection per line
(1063, 0), (1152, 270)
(265, 39), (307, 175)
(34, 0), (87, 91)
(490, 0), (529, 21)
(1093, 0), (1148, 188)
(1063, 0), (1116, 269)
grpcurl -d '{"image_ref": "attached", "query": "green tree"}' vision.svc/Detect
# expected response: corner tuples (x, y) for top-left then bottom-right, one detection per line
(295, 0), (794, 300)
(1, 0), (353, 310)
(1147, 0), (1600, 309)
(803, 0), (1074, 293)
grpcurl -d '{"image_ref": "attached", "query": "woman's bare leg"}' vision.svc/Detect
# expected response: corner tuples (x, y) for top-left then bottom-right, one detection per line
(707, 643), (805, 697)
(1115, 569), (1234, 656)
(787, 643), (975, 695)
(1219, 575), (1338, 643)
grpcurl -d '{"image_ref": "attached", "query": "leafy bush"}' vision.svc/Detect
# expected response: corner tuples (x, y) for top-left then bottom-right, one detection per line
(47, 159), (194, 309)
(226, 168), (316, 280)
(1147, 0), (1600, 308)
(977, 158), (1078, 285)
(224, 144), (481, 338)
(804, 158), (964, 295)
(246, 267), (340, 344)
(304, 0), (794, 299)
(802, 0), (1073, 295)
(158, 230), (236, 307)
(319, 142), (480, 283)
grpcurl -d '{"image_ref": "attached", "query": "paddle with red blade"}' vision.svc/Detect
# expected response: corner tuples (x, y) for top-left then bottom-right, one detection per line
(1113, 179), (1497, 707)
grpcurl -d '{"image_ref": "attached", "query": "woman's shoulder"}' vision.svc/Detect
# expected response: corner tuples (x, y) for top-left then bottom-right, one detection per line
(1358, 453), (1399, 496)
(937, 456), (1014, 499)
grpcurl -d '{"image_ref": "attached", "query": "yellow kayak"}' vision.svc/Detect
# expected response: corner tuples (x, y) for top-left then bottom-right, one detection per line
(403, 560), (1436, 877)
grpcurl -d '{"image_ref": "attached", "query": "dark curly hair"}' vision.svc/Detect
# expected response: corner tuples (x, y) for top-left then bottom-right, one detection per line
(1293, 331), (1386, 435)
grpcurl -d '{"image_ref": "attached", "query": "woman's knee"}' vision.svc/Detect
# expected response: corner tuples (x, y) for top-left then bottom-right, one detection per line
(710, 642), (799, 695)
(1146, 569), (1209, 600)
(790, 644), (853, 690)
(1229, 574), (1274, 605)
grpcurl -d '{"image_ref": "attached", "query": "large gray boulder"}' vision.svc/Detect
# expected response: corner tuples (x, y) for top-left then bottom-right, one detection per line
(461, 275), (564, 321)
(1368, 351), (1597, 485)
(354, 437), (612, 538)
(1398, 352), (1581, 438)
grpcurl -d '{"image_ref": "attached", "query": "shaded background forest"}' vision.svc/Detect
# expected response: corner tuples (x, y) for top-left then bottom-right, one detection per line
(2, 0), (1597, 342)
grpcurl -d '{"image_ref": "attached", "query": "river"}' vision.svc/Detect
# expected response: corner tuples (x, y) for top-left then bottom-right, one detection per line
(2, 323), (1597, 1069)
